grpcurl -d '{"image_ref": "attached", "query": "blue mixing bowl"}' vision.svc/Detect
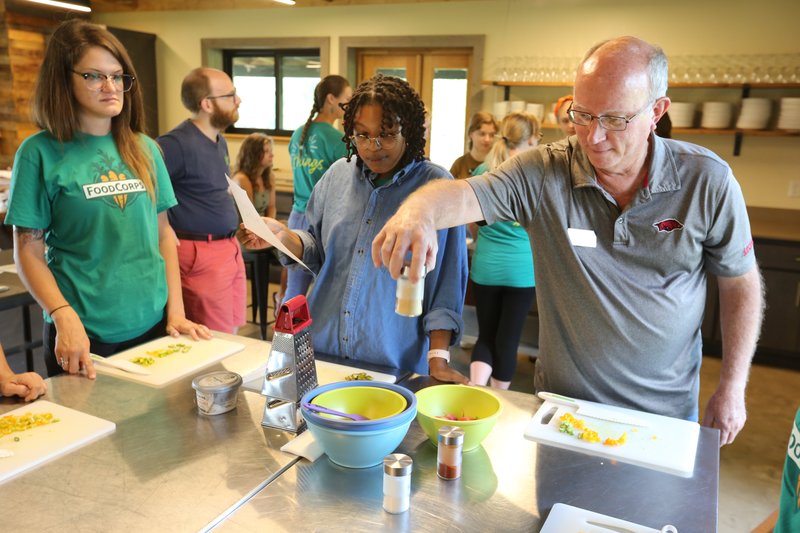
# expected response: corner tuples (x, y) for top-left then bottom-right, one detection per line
(300, 381), (417, 468)
(301, 381), (417, 431)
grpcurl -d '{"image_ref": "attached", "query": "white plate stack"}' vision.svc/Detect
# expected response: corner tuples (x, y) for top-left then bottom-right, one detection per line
(667, 102), (696, 128)
(701, 101), (733, 129)
(736, 98), (772, 130)
(777, 97), (800, 132)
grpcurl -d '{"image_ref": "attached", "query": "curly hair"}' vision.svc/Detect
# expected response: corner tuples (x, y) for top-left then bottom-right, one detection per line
(341, 74), (426, 170)
(235, 133), (273, 191)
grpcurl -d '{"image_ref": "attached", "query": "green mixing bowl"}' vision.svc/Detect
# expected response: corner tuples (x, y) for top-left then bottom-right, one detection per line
(312, 385), (407, 421)
(415, 384), (502, 451)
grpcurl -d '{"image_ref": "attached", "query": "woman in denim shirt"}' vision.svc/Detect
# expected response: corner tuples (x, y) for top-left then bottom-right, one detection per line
(243, 75), (468, 383)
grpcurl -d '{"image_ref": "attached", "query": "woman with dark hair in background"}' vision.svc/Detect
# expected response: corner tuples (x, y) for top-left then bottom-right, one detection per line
(281, 75), (352, 306)
(243, 74), (468, 383)
(469, 112), (540, 389)
(233, 133), (276, 218)
(449, 111), (498, 179)
(5, 19), (209, 379)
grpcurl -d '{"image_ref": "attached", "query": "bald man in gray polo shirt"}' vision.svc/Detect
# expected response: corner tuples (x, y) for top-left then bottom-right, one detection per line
(372, 36), (763, 446)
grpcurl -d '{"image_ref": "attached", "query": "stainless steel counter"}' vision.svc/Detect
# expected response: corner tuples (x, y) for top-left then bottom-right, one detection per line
(0, 334), (299, 532)
(216, 375), (720, 532)
(0, 338), (718, 532)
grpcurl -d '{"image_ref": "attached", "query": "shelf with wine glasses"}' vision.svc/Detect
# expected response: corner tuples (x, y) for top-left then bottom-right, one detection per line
(483, 80), (800, 89)
(483, 80), (800, 155)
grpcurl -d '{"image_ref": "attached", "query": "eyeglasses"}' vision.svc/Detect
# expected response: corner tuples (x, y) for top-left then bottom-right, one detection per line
(206, 90), (237, 101)
(567, 102), (652, 131)
(73, 71), (135, 92)
(351, 131), (402, 150)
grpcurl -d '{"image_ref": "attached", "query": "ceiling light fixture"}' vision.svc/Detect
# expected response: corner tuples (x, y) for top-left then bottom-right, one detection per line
(273, 0), (296, 5)
(25, 0), (91, 12)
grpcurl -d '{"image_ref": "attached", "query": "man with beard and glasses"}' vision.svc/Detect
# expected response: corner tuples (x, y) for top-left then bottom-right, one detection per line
(157, 68), (246, 333)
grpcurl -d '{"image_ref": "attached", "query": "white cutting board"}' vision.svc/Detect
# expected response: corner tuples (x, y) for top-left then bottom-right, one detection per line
(240, 359), (397, 392)
(315, 360), (396, 385)
(541, 503), (662, 533)
(524, 399), (700, 477)
(94, 335), (246, 388)
(0, 401), (115, 484)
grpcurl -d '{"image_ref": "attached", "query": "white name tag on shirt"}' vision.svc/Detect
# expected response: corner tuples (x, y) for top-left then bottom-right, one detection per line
(567, 228), (597, 248)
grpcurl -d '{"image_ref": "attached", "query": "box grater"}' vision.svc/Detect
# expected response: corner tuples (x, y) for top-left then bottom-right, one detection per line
(261, 295), (319, 432)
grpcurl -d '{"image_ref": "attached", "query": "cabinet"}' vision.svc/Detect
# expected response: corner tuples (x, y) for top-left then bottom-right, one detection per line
(701, 238), (800, 369)
(755, 240), (800, 356)
(481, 81), (800, 155)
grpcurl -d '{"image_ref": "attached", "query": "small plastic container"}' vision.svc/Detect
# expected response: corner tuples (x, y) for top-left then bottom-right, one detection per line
(192, 371), (243, 415)
(395, 265), (426, 317)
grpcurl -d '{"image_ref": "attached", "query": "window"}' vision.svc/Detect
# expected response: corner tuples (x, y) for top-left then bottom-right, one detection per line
(222, 49), (321, 136)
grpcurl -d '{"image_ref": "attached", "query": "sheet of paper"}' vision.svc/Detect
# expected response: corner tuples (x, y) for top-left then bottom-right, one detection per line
(226, 176), (313, 275)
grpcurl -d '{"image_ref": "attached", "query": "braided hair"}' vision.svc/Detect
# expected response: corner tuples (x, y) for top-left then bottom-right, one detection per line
(297, 74), (350, 152)
(341, 74), (426, 170)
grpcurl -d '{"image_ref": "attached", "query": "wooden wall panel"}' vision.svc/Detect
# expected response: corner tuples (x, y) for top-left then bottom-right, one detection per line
(9, 28), (44, 143)
(0, 7), (56, 168)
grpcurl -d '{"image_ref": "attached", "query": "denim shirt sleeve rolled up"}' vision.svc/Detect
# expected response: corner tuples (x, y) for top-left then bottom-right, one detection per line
(283, 157), (467, 375)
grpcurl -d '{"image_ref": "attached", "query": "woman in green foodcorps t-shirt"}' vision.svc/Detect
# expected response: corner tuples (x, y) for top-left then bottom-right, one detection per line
(281, 75), (352, 306)
(5, 20), (210, 379)
(775, 406), (800, 533)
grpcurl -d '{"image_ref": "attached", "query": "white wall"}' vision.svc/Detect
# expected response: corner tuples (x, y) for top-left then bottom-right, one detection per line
(95, 0), (800, 209)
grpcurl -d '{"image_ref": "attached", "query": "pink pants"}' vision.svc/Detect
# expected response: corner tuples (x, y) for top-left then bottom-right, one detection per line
(177, 237), (246, 333)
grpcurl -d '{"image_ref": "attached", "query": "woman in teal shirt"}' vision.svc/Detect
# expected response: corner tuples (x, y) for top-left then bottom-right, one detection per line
(283, 75), (352, 304)
(469, 112), (541, 389)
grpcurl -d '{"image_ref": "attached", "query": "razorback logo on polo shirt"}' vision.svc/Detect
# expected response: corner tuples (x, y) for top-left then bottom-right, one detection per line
(652, 218), (684, 233)
(743, 239), (754, 257)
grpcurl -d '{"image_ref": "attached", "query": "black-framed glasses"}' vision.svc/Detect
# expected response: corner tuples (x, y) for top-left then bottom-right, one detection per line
(567, 102), (652, 131)
(73, 71), (135, 92)
(206, 90), (237, 101)
(351, 131), (402, 150)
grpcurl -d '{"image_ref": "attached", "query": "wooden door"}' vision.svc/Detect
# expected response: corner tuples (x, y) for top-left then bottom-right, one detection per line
(356, 49), (471, 164)
(358, 52), (421, 88)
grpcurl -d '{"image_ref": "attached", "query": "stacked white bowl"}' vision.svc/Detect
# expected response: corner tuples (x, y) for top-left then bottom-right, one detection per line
(701, 101), (733, 129)
(668, 102), (696, 128)
(493, 100), (509, 118)
(736, 98), (772, 130)
(525, 103), (545, 122)
(509, 100), (526, 113)
(777, 97), (800, 131)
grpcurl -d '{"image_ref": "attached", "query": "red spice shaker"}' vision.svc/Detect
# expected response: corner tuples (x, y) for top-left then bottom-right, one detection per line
(437, 425), (464, 480)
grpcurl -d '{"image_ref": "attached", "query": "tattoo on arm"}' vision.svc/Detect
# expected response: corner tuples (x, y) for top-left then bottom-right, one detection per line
(15, 227), (45, 244)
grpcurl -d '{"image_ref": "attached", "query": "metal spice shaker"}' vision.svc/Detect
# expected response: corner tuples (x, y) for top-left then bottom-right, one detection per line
(395, 264), (426, 317)
(383, 453), (413, 513)
(437, 426), (464, 480)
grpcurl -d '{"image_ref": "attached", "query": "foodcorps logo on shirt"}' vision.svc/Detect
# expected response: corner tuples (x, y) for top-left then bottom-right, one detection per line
(82, 171), (145, 210)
